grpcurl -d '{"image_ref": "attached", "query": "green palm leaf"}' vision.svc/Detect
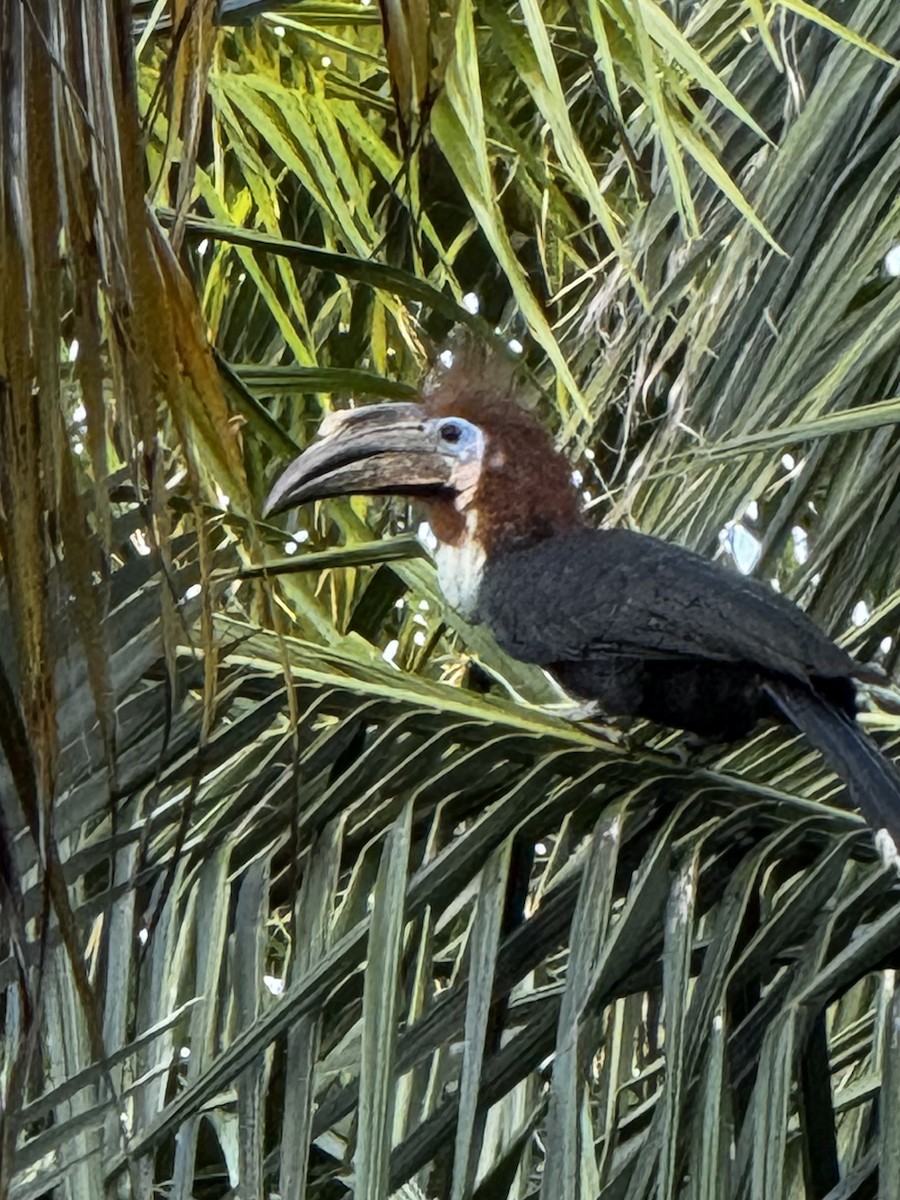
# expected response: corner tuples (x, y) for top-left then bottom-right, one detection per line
(2, 2), (900, 1198)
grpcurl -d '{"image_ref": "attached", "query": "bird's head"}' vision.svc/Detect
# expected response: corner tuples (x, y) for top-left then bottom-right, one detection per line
(263, 380), (582, 553)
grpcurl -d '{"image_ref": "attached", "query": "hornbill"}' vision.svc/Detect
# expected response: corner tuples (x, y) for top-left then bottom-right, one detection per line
(263, 379), (900, 851)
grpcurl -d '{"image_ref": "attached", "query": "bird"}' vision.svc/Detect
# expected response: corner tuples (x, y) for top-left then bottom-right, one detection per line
(263, 375), (900, 852)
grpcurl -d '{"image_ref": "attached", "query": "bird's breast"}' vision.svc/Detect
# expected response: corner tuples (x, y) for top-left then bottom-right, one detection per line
(433, 537), (487, 619)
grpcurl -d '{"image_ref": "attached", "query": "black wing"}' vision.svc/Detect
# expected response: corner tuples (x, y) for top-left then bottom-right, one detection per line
(478, 527), (855, 687)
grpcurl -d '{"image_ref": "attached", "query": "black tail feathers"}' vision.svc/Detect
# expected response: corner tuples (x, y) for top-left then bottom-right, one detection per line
(764, 679), (900, 854)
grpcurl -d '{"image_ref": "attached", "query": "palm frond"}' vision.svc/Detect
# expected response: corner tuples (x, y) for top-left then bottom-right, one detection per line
(2, 2), (900, 1198)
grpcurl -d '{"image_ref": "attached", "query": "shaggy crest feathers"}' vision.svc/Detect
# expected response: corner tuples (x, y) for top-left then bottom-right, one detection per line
(423, 372), (583, 554)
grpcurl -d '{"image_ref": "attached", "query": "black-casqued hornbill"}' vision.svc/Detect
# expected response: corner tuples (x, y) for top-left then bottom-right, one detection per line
(263, 380), (900, 852)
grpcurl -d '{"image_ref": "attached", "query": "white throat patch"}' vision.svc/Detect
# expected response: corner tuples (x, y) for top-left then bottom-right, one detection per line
(430, 506), (486, 619)
(434, 535), (486, 619)
(422, 424), (488, 619)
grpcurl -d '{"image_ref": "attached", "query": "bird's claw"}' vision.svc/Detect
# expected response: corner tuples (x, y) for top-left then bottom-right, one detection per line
(875, 828), (900, 874)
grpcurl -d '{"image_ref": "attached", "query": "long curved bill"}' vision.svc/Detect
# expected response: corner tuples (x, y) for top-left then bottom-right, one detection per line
(262, 402), (451, 518)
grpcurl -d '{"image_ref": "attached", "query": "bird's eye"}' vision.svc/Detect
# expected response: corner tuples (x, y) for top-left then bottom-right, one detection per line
(427, 415), (482, 458)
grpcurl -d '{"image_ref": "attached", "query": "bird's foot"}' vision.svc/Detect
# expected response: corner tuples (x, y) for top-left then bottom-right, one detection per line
(875, 828), (900, 874)
(535, 700), (636, 747)
(537, 699), (603, 723)
(579, 714), (643, 752)
(666, 733), (726, 767)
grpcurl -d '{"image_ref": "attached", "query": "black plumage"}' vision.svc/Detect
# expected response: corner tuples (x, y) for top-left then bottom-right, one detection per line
(479, 527), (900, 843)
(261, 390), (900, 850)
(478, 527), (855, 739)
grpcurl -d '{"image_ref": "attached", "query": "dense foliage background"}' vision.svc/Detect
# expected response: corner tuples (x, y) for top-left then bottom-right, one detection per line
(2, 1), (900, 1197)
